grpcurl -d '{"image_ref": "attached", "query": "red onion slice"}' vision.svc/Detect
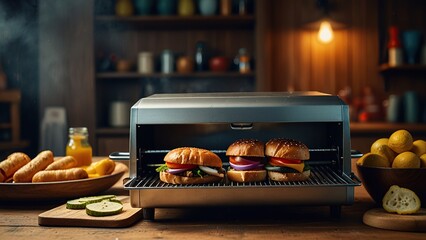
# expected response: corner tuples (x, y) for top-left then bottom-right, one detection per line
(234, 156), (262, 165)
(229, 162), (264, 171)
(167, 168), (192, 175)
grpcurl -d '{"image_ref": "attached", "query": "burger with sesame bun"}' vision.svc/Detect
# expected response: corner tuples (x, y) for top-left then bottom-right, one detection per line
(265, 138), (311, 181)
(156, 147), (225, 184)
(226, 139), (267, 182)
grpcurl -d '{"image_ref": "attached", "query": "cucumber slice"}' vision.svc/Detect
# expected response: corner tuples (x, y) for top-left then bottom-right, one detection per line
(66, 199), (87, 209)
(78, 195), (116, 204)
(86, 200), (123, 217)
(108, 198), (123, 204)
(66, 195), (116, 209)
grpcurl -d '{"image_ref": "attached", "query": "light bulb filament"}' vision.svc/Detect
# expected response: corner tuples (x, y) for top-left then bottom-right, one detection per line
(318, 21), (334, 43)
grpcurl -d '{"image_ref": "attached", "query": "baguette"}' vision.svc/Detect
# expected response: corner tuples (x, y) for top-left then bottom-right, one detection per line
(45, 156), (78, 170)
(32, 168), (88, 182)
(0, 172), (4, 182)
(13, 150), (54, 183)
(0, 152), (31, 179)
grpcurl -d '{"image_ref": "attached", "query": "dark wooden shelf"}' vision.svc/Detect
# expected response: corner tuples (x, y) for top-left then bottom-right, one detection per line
(95, 15), (255, 30)
(350, 122), (426, 134)
(379, 64), (426, 73)
(95, 127), (129, 135)
(0, 141), (29, 151)
(96, 71), (255, 79)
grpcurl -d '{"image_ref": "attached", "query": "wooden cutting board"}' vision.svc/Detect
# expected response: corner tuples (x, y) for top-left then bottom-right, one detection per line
(38, 196), (143, 228)
(363, 208), (426, 232)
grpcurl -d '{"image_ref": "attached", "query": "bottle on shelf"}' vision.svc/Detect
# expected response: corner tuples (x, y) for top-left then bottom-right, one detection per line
(237, 48), (251, 73)
(195, 41), (208, 71)
(161, 49), (174, 73)
(387, 26), (403, 67)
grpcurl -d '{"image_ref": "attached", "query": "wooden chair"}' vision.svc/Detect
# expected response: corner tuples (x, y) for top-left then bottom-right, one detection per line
(0, 90), (29, 155)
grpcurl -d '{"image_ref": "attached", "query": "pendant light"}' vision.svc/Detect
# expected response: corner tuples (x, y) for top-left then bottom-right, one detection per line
(304, 0), (345, 44)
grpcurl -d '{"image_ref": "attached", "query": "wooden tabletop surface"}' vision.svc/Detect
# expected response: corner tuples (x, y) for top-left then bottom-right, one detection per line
(1, 159), (425, 239)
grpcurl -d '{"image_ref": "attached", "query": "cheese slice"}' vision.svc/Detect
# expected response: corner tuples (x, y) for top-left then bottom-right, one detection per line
(273, 162), (305, 173)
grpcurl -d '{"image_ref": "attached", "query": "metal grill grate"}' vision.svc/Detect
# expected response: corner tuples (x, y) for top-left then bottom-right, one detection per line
(124, 165), (360, 189)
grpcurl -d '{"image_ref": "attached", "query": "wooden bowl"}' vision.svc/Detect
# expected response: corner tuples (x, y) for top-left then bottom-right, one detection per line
(356, 164), (426, 206)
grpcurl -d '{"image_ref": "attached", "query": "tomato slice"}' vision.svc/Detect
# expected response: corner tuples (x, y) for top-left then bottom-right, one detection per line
(269, 157), (302, 166)
(166, 162), (197, 169)
(229, 156), (262, 165)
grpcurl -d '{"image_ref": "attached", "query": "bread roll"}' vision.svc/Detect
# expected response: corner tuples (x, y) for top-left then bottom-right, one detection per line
(45, 156), (78, 170)
(13, 150), (54, 183)
(268, 170), (311, 182)
(32, 168), (88, 182)
(164, 147), (222, 168)
(0, 152), (31, 178)
(226, 169), (266, 183)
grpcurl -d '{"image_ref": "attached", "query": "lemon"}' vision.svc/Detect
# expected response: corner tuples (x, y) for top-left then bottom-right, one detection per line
(388, 130), (413, 153)
(392, 152), (420, 168)
(410, 140), (426, 157)
(356, 153), (390, 168)
(371, 138), (389, 152)
(420, 154), (426, 168)
(382, 185), (421, 214)
(371, 145), (397, 165)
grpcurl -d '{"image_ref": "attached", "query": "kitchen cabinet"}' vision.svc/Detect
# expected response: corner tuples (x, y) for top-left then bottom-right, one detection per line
(93, 0), (258, 155)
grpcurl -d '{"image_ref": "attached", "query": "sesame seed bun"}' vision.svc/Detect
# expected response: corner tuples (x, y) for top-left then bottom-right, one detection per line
(226, 139), (264, 157)
(265, 138), (310, 160)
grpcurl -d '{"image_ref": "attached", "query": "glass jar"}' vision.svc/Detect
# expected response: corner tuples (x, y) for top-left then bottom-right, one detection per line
(66, 127), (92, 167)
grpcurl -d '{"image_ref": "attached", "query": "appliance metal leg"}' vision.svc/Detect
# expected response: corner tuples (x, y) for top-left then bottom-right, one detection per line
(330, 205), (341, 219)
(143, 208), (155, 221)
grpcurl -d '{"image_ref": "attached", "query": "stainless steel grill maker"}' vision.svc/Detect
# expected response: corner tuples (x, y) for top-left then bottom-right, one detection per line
(125, 92), (360, 220)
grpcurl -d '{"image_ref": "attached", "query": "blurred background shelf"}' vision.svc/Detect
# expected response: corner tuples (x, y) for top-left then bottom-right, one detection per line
(95, 15), (255, 30)
(96, 71), (255, 79)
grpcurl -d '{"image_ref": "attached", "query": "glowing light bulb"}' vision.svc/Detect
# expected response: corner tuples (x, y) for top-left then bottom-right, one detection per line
(318, 21), (333, 43)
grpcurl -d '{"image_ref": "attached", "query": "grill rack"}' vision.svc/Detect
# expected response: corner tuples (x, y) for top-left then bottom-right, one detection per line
(125, 165), (360, 189)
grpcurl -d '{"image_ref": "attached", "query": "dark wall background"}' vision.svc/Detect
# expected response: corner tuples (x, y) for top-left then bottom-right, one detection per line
(0, 0), (39, 157)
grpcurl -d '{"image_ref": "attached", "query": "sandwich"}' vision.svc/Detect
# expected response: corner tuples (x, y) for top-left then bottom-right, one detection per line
(156, 147), (225, 184)
(265, 138), (310, 181)
(226, 139), (266, 182)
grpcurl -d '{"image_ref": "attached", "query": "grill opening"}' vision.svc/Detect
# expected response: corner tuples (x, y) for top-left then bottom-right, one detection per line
(124, 165), (360, 189)
(126, 147), (360, 190)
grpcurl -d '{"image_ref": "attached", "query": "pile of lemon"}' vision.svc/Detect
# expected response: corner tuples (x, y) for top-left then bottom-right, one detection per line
(357, 129), (426, 168)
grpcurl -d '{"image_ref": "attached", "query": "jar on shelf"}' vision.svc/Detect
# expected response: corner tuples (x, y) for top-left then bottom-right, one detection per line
(238, 0), (248, 15)
(220, 0), (232, 16)
(138, 52), (154, 74)
(66, 127), (92, 167)
(115, 0), (134, 17)
(178, 0), (195, 16)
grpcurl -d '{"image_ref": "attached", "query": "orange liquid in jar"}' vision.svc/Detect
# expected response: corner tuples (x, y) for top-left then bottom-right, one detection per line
(66, 134), (92, 166)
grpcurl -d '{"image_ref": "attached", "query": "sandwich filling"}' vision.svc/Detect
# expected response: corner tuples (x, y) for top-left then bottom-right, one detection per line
(265, 157), (310, 173)
(228, 156), (264, 171)
(156, 162), (224, 178)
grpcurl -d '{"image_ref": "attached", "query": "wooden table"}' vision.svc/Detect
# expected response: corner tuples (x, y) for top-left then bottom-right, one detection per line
(1, 159), (425, 239)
